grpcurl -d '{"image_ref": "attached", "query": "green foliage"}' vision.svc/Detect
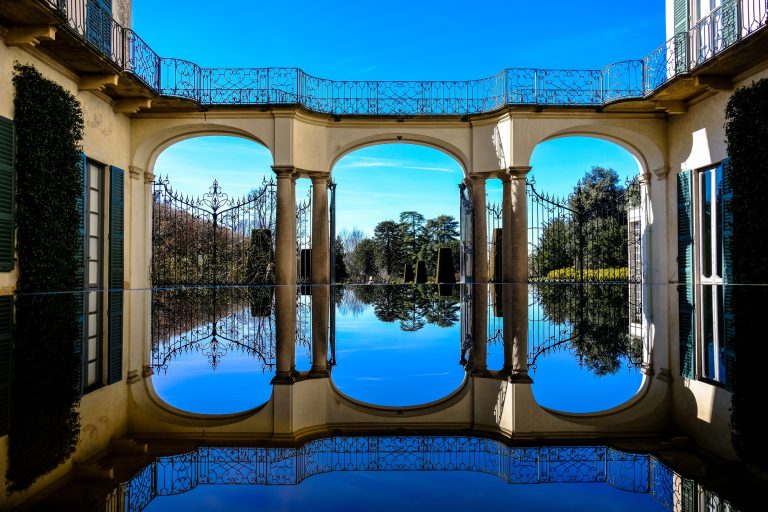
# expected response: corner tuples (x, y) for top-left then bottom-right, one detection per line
(346, 238), (381, 282)
(342, 211), (461, 283)
(8, 64), (84, 491)
(545, 267), (628, 281)
(346, 284), (459, 331)
(536, 283), (641, 376)
(373, 220), (406, 276)
(725, 78), (768, 469)
(530, 167), (634, 278)
(334, 235), (348, 281)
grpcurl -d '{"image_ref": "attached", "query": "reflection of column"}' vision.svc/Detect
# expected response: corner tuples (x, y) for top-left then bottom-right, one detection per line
(273, 284), (297, 383)
(310, 173), (330, 376)
(273, 166), (296, 383)
(508, 166), (531, 380)
(470, 174), (488, 374)
(310, 285), (330, 377)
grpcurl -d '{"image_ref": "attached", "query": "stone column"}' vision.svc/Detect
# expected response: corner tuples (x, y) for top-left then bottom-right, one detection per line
(501, 173), (514, 373)
(273, 166), (297, 383)
(310, 173), (330, 376)
(470, 174), (488, 374)
(508, 166), (532, 381)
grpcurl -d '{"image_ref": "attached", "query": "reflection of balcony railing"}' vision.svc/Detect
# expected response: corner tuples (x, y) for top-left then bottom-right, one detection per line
(106, 436), (737, 512)
(35, 0), (768, 113)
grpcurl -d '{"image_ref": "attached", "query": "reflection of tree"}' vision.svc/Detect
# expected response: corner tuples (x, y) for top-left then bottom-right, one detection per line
(345, 285), (460, 332)
(535, 283), (641, 376)
(151, 287), (276, 371)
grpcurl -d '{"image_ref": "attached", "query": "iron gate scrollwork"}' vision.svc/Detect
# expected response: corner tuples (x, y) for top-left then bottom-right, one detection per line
(151, 177), (280, 372)
(526, 176), (645, 373)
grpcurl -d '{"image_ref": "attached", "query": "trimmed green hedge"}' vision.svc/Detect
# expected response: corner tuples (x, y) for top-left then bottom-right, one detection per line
(545, 267), (629, 281)
(8, 64), (84, 491)
(725, 78), (768, 471)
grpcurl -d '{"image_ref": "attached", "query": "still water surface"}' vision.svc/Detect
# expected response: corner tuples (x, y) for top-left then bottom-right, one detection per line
(151, 284), (642, 414)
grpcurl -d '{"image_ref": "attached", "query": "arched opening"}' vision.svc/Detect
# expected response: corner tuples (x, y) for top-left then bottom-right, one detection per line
(524, 136), (646, 413)
(149, 136), (280, 415)
(328, 143), (467, 406)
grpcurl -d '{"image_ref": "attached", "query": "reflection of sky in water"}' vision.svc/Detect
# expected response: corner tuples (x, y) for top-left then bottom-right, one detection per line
(151, 308), (311, 415)
(144, 471), (666, 512)
(151, 285), (642, 414)
(332, 298), (464, 406)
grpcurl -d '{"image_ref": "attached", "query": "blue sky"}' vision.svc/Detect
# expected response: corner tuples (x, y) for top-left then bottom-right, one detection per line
(155, 136), (640, 235)
(140, 0), (657, 235)
(133, 1), (665, 78)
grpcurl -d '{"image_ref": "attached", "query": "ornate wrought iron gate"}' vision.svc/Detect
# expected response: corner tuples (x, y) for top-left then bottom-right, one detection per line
(152, 177), (277, 286)
(526, 177), (644, 372)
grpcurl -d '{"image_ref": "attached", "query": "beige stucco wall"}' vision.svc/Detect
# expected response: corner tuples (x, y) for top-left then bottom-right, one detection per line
(666, 64), (768, 460)
(0, 34), (133, 508)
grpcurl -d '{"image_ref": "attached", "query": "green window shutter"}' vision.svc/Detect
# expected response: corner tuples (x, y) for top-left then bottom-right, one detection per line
(722, 0), (739, 48)
(86, 0), (113, 56)
(74, 153), (87, 395)
(673, 0), (689, 74)
(681, 478), (696, 512)
(0, 117), (15, 272)
(107, 166), (124, 385)
(0, 295), (12, 436)
(721, 159), (735, 390)
(677, 170), (696, 379)
(673, 0), (689, 34)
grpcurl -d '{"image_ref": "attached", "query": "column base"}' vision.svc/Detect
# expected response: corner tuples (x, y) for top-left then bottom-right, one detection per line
(271, 372), (295, 385)
(508, 370), (533, 384)
(470, 368), (492, 378)
(308, 368), (330, 378)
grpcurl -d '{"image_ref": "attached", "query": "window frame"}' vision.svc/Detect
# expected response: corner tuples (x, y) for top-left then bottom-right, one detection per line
(83, 158), (111, 393)
(692, 161), (726, 386)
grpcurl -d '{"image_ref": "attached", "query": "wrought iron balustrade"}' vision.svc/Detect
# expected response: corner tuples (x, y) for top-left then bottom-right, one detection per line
(35, 0), (768, 114)
(105, 436), (738, 512)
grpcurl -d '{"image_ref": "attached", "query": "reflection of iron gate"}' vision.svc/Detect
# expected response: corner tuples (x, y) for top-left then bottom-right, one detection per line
(150, 287), (277, 372)
(152, 178), (277, 286)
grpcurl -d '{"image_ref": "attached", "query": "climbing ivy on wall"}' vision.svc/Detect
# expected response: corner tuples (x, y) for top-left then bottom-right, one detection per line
(7, 64), (84, 491)
(724, 78), (768, 471)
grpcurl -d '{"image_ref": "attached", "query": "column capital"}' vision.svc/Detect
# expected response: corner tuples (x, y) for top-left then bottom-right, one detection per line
(272, 165), (296, 179)
(129, 166), (144, 181)
(143, 171), (155, 184)
(638, 170), (653, 185)
(467, 173), (490, 184)
(309, 171), (332, 185)
(652, 166), (670, 181)
(506, 166), (532, 179)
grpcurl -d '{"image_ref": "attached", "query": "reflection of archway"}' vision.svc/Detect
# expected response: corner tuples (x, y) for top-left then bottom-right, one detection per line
(524, 135), (646, 414)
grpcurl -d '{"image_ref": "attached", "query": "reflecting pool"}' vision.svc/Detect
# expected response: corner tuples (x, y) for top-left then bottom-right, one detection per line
(150, 283), (644, 413)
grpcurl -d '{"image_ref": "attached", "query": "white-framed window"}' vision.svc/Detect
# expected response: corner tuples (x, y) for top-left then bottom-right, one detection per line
(693, 163), (731, 386)
(84, 159), (107, 391)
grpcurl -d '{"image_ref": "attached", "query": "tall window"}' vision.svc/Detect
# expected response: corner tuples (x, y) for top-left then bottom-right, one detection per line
(85, 160), (105, 390)
(696, 166), (726, 383)
(677, 161), (734, 389)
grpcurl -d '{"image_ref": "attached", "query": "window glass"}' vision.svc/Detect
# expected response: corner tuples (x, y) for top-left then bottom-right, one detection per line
(700, 170), (712, 278)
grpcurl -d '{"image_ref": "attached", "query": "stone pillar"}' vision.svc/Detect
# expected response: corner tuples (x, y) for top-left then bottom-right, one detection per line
(501, 174), (514, 373)
(273, 166), (296, 383)
(469, 175), (488, 374)
(310, 173), (330, 376)
(274, 166), (297, 285)
(508, 167), (532, 380)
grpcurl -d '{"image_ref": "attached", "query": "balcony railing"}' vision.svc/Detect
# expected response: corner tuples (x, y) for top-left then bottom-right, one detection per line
(38, 0), (768, 114)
